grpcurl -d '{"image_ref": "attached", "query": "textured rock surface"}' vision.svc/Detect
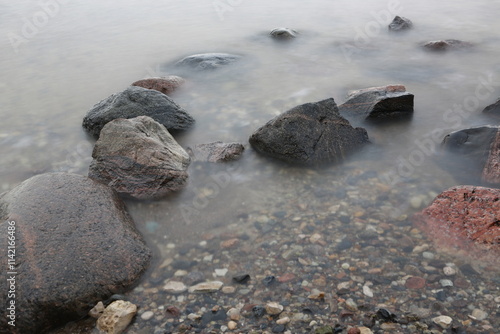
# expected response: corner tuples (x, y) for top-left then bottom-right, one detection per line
(131, 76), (185, 95)
(249, 98), (369, 166)
(441, 126), (500, 185)
(175, 53), (241, 70)
(413, 185), (500, 255)
(388, 16), (413, 31)
(82, 86), (194, 137)
(0, 173), (151, 333)
(422, 39), (473, 51)
(338, 85), (414, 120)
(270, 27), (298, 39)
(187, 141), (245, 162)
(482, 98), (500, 118)
(89, 116), (191, 200)
(96, 300), (137, 334)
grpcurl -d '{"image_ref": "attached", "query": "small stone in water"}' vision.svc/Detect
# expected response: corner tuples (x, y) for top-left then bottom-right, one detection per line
(471, 308), (488, 320)
(188, 281), (224, 293)
(405, 276), (426, 289)
(341, 263), (350, 270)
(432, 315), (452, 329)
(262, 275), (276, 286)
(228, 321), (237, 330)
(345, 298), (358, 311)
(422, 251), (434, 259)
(265, 302), (284, 315)
(163, 281), (187, 294)
(410, 196), (422, 209)
(363, 285), (374, 297)
(233, 274), (251, 284)
(276, 317), (290, 325)
(272, 324), (286, 332)
(439, 279), (453, 287)
(376, 308), (396, 322)
(443, 266), (456, 276)
(141, 311), (154, 321)
(252, 305), (266, 317)
(214, 268), (228, 276)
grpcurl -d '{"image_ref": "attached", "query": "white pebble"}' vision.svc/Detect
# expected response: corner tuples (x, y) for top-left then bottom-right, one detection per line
(140, 311), (154, 321)
(341, 263), (350, 269)
(471, 309), (488, 320)
(433, 315), (452, 329)
(214, 268), (228, 276)
(363, 285), (374, 297)
(422, 251), (434, 259)
(439, 279), (453, 287)
(443, 266), (456, 276)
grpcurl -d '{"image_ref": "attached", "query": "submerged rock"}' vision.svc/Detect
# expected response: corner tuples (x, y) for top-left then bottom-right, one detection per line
(482, 99), (500, 118)
(441, 125), (500, 185)
(270, 27), (298, 39)
(82, 86), (194, 137)
(422, 39), (473, 51)
(96, 300), (137, 334)
(249, 98), (369, 166)
(0, 173), (151, 333)
(338, 84), (414, 120)
(89, 116), (191, 200)
(131, 76), (185, 95)
(388, 16), (413, 31)
(187, 141), (244, 162)
(413, 185), (500, 257)
(175, 53), (241, 70)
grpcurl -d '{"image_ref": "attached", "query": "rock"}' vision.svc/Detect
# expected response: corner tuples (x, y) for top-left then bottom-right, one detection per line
(471, 308), (488, 321)
(141, 311), (154, 321)
(270, 27), (298, 39)
(249, 98), (369, 166)
(483, 99), (500, 118)
(413, 185), (500, 256)
(432, 315), (453, 329)
(440, 126), (500, 185)
(0, 173), (151, 333)
(443, 266), (457, 276)
(188, 281), (224, 293)
(227, 308), (241, 321)
(131, 76), (185, 95)
(265, 302), (284, 315)
(89, 302), (106, 319)
(348, 328), (361, 334)
(405, 276), (426, 289)
(338, 85), (414, 120)
(163, 281), (188, 294)
(276, 317), (290, 325)
(187, 141), (245, 162)
(176, 53), (241, 70)
(388, 16), (413, 31)
(228, 321), (237, 330)
(88, 116), (191, 200)
(82, 86), (194, 137)
(422, 39), (473, 51)
(362, 285), (374, 297)
(96, 300), (137, 334)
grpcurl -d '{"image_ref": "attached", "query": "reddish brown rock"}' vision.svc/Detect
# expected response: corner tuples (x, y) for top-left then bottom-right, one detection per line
(132, 76), (185, 95)
(405, 276), (426, 289)
(413, 186), (500, 256)
(482, 130), (500, 184)
(0, 173), (151, 333)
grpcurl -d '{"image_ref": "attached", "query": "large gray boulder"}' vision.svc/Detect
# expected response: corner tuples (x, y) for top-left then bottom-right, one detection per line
(89, 116), (191, 200)
(441, 126), (500, 185)
(338, 84), (414, 120)
(0, 173), (151, 333)
(249, 98), (369, 166)
(483, 99), (500, 119)
(82, 86), (194, 137)
(175, 53), (241, 70)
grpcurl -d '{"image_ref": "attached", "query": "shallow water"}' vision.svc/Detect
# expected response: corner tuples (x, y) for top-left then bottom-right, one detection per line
(2, 0), (500, 333)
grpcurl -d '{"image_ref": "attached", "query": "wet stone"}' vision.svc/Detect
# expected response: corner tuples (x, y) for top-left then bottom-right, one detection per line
(263, 275), (277, 286)
(405, 276), (426, 289)
(252, 305), (266, 317)
(233, 274), (251, 284)
(272, 324), (286, 332)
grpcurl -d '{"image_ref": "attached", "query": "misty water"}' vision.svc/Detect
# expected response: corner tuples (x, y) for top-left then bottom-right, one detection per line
(1, 0), (500, 332)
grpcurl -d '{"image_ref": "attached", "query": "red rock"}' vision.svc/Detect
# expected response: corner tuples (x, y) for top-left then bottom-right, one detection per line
(220, 238), (239, 249)
(132, 76), (184, 95)
(348, 328), (361, 334)
(413, 186), (500, 256)
(482, 130), (500, 184)
(278, 273), (296, 283)
(454, 277), (470, 289)
(405, 276), (426, 289)
(165, 306), (181, 318)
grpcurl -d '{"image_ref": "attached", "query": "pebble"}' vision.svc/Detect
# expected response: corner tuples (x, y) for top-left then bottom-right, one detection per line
(227, 321), (237, 330)
(439, 279), (454, 287)
(227, 308), (241, 321)
(443, 266), (457, 276)
(405, 276), (426, 289)
(215, 268), (228, 276)
(345, 298), (358, 311)
(432, 315), (453, 329)
(341, 263), (350, 270)
(362, 285), (374, 297)
(359, 328), (373, 334)
(410, 196), (422, 209)
(348, 328), (361, 334)
(422, 251), (435, 259)
(272, 324), (286, 332)
(188, 281), (224, 293)
(163, 281), (187, 294)
(141, 311), (154, 321)
(266, 302), (284, 315)
(471, 309), (488, 320)
(220, 238), (239, 249)
(222, 286), (236, 294)
(276, 317), (290, 325)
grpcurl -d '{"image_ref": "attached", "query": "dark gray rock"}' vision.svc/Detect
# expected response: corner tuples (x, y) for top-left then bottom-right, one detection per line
(249, 98), (369, 166)
(89, 116), (191, 200)
(0, 173), (151, 333)
(187, 141), (244, 163)
(388, 16), (413, 31)
(82, 86), (194, 138)
(175, 53), (241, 70)
(338, 85), (414, 120)
(422, 39), (473, 51)
(483, 99), (500, 118)
(270, 27), (298, 39)
(441, 126), (500, 185)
